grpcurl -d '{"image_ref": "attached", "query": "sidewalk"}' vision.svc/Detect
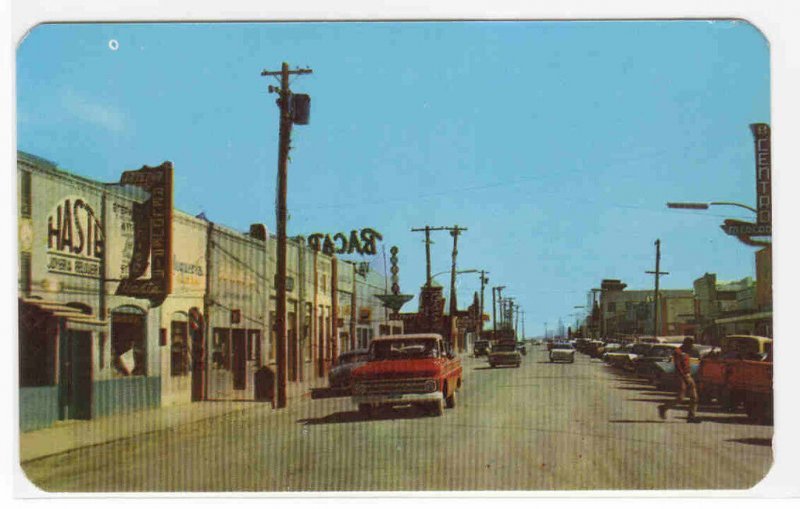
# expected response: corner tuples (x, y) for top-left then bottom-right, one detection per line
(19, 374), (320, 463)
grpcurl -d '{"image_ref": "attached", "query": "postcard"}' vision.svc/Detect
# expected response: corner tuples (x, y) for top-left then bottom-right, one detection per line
(16, 19), (773, 492)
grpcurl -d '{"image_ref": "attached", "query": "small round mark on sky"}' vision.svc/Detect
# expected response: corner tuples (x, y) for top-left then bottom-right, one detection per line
(108, 39), (119, 51)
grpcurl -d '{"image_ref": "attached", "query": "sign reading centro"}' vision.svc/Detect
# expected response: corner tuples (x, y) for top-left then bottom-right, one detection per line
(307, 228), (382, 256)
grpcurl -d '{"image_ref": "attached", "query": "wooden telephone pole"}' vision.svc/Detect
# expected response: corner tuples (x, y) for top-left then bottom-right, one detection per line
(646, 239), (669, 337)
(261, 62), (312, 409)
(479, 270), (489, 337)
(410, 225), (448, 287)
(445, 225), (467, 318)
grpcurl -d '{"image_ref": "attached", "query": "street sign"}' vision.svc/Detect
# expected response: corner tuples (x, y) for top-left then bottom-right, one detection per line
(720, 221), (771, 236)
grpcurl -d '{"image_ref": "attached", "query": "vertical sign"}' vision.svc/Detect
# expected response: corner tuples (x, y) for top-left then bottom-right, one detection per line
(116, 162), (174, 304)
(751, 123), (771, 227)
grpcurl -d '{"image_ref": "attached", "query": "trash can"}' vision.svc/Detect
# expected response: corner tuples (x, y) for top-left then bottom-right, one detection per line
(254, 366), (275, 405)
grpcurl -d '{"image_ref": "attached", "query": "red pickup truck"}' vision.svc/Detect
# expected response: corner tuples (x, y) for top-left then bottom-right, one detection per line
(698, 335), (772, 414)
(350, 334), (463, 417)
(726, 351), (773, 423)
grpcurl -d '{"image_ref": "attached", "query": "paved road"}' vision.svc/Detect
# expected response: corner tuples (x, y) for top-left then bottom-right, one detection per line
(22, 348), (772, 492)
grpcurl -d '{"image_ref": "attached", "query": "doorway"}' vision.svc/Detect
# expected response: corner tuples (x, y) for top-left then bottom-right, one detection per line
(60, 329), (93, 420)
(232, 329), (247, 390)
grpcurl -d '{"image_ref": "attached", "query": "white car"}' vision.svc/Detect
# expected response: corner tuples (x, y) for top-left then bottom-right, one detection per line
(549, 342), (576, 363)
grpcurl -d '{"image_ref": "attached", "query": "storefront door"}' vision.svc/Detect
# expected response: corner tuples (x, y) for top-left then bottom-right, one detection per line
(60, 329), (93, 420)
(232, 329), (247, 390)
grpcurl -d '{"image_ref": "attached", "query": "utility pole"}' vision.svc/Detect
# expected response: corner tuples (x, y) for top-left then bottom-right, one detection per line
(492, 285), (505, 340)
(591, 288), (603, 339)
(544, 321), (548, 340)
(479, 270), (489, 338)
(445, 225), (467, 317)
(521, 310), (526, 340)
(261, 62), (312, 409)
(496, 286), (505, 329)
(514, 304), (520, 340)
(410, 226), (448, 287)
(646, 239), (669, 338)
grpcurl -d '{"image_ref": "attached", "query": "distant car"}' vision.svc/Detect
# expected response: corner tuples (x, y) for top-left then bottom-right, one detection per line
(473, 340), (491, 357)
(516, 342), (527, 356)
(549, 342), (576, 363)
(328, 348), (370, 388)
(488, 342), (521, 368)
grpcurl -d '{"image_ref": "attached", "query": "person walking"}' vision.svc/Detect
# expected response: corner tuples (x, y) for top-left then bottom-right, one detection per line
(658, 337), (701, 423)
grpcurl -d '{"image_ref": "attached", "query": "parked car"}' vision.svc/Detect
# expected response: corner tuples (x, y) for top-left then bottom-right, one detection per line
(620, 343), (657, 372)
(635, 344), (680, 380)
(600, 343), (624, 362)
(650, 344), (714, 390)
(328, 348), (370, 389)
(350, 334), (463, 417)
(586, 340), (606, 358)
(549, 342), (576, 363)
(488, 341), (522, 368)
(516, 342), (527, 356)
(604, 344), (634, 367)
(473, 339), (491, 357)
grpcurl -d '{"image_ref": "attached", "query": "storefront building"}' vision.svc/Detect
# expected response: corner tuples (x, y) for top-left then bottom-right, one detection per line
(159, 211), (207, 406)
(18, 152), (162, 431)
(205, 223), (268, 400)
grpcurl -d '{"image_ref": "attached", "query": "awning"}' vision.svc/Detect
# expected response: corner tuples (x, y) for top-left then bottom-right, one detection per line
(20, 298), (108, 330)
(714, 310), (773, 325)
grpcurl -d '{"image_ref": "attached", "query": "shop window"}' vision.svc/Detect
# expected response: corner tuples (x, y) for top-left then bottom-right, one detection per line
(98, 332), (106, 372)
(269, 311), (276, 362)
(111, 307), (147, 376)
(20, 171), (32, 218)
(19, 252), (31, 295)
(247, 329), (262, 364)
(171, 320), (190, 376)
(19, 303), (58, 387)
(607, 303), (616, 312)
(212, 328), (231, 370)
(379, 324), (390, 336)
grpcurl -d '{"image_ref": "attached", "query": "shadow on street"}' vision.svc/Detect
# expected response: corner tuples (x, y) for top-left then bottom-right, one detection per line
(298, 406), (433, 425)
(608, 419), (681, 424)
(725, 437), (772, 447)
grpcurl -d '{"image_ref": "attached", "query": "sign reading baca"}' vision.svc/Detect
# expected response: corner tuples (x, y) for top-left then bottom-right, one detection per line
(46, 196), (104, 278)
(307, 228), (383, 256)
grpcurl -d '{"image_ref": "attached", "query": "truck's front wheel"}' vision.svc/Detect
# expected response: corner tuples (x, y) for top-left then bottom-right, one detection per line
(445, 387), (457, 409)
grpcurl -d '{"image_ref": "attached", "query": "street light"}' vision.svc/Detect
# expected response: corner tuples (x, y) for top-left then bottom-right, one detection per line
(431, 268), (478, 280)
(666, 201), (757, 214)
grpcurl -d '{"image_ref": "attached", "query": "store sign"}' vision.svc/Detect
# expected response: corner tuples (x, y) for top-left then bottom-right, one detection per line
(115, 162), (173, 304)
(173, 255), (204, 287)
(751, 123), (771, 227)
(721, 219), (771, 237)
(46, 196), (104, 278)
(307, 228), (382, 256)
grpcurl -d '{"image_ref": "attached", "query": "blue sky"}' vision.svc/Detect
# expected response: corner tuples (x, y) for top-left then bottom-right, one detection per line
(16, 20), (770, 336)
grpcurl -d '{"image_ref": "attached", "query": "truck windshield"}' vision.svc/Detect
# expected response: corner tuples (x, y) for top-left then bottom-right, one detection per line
(371, 339), (439, 360)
